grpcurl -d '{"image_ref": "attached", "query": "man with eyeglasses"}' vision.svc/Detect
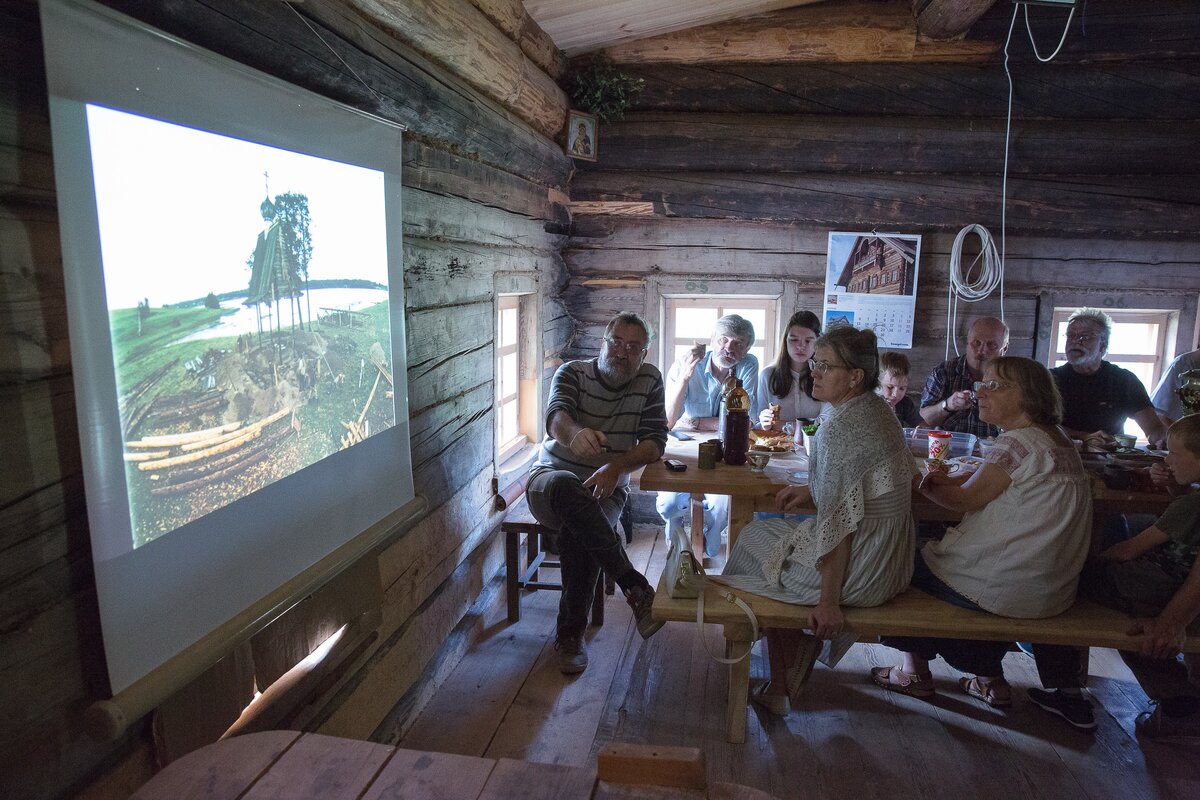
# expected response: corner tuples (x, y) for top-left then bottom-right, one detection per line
(659, 314), (760, 558)
(527, 312), (668, 675)
(1051, 308), (1167, 450)
(1150, 347), (1200, 425)
(919, 317), (1009, 438)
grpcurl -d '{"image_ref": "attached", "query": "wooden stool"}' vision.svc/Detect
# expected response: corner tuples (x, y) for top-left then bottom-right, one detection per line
(502, 513), (614, 625)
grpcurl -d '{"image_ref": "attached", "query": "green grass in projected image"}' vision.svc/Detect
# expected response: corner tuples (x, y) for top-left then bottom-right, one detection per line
(114, 298), (394, 549)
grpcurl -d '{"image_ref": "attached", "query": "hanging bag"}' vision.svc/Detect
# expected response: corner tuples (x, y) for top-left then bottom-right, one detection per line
(664, 526), (758, 664)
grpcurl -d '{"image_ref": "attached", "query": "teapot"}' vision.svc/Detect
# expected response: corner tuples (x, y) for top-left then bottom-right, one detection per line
(1178, 368), (1200, 417)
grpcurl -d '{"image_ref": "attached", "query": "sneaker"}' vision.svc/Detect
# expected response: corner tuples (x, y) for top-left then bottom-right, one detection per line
(554, 635), (588, 675)
(625, 584), (665, 640)
(1135, 702), (1200, 740)
(1027, 688), (1097, 731)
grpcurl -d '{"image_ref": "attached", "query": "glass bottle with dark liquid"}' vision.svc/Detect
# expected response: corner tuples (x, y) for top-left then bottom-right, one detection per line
(722, 378), (751, 465)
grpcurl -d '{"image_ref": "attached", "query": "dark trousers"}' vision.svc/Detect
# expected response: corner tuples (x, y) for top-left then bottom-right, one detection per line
(1080, 555), (1200, 700)
(881, 552), (1086, 686)
(526, 469), (641, 638)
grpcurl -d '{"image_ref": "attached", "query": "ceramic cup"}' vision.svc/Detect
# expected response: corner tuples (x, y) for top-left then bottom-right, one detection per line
(747, 451), (771, 472)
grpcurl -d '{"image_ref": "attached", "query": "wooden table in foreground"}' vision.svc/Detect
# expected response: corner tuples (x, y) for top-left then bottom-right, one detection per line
(638, 439), (1173, 551)
(130, 730), (780, 799)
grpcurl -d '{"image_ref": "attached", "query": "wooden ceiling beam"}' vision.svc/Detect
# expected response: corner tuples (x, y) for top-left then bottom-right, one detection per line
(912, 0), (999, 41)
(592, 0), (996, 64)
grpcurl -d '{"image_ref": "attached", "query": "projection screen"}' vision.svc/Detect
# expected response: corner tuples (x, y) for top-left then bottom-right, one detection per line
(41, 0), (414, 694)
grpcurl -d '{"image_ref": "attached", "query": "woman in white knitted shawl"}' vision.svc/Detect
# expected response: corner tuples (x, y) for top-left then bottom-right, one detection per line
(720, 325), (916, 714)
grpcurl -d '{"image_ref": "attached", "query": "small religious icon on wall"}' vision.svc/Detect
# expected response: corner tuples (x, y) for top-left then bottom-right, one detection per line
(565, 110), (597, 161)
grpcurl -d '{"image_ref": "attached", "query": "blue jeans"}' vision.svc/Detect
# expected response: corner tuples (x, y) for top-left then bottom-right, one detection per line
(655, 491), (727, 557)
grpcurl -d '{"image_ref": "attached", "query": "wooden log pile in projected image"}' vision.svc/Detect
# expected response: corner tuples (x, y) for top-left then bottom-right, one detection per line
(341, 343), (394, 450)
(123, 407), (295, 495)
(118, 358), (180, 438)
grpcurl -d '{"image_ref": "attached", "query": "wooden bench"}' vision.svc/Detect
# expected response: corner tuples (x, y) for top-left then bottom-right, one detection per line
(652, 576), (1200, 743)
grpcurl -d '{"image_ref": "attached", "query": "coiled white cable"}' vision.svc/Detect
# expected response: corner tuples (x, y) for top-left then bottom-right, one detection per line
(945, 224), (1004, 360)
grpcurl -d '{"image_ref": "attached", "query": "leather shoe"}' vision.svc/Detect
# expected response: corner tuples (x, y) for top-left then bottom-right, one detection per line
(625, 583), (665, 640)
(554, 635), (588, 675)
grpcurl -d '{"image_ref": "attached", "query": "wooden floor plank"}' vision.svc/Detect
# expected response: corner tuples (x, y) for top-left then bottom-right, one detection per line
(397, 581), (548, 756)
(483, 527), (661, 765)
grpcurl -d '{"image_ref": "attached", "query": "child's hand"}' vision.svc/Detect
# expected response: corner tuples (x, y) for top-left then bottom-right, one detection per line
(1149, 462), (1174, 487)
(1128, 616), (1187, 660)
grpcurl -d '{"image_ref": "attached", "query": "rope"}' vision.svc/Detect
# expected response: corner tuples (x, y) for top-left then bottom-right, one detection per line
(945, 224), (1004, 360)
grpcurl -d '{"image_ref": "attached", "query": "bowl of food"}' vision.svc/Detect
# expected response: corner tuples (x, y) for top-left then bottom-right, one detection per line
(1113, 433), (1137, 450)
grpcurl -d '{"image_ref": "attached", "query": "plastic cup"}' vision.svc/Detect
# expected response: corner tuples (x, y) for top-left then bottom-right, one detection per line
(928, 431), (952, 461)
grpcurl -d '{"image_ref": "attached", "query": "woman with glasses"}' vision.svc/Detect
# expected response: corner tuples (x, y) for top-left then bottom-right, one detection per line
(871, 356), (1096, 727)
(719, 325), (917, 714)
(757, 311), (829, 431)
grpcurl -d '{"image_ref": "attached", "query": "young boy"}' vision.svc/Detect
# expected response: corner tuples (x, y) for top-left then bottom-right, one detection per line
(879, 351), (923, 428)
(1084, 414), (1200, 738)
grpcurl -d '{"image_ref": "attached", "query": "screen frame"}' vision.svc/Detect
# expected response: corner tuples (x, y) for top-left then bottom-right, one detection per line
(41, 0), (414, 693)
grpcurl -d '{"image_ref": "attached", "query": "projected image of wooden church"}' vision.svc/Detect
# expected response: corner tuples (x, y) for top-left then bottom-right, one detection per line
(835, 235), (917, 296)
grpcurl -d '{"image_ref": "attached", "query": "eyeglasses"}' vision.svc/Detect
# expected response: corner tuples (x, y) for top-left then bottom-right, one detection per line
(968, 339), (1004, 352)
(972, 380), (1015, 392)
(605, 337), (646, 354)
(808, 359), (849, 375)
(1065, 333), (1100, 345)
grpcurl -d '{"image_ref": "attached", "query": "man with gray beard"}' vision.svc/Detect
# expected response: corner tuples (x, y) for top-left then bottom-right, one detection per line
(659, 314), (759, 558)
(527, 312), (669, 674)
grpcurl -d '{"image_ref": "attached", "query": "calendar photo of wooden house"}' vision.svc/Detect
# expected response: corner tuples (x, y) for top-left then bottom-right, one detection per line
(834, 235), (918, 296)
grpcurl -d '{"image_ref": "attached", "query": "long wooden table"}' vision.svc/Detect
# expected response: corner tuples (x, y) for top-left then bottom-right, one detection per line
(638, 439), (1173, 551)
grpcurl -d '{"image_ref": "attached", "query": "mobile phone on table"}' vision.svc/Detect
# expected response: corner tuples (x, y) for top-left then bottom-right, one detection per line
(668, 430), (693, 440)
(664, 458), (687, 472)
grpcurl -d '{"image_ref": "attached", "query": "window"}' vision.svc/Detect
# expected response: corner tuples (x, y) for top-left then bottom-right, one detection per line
(1048, 308), (1173, 438)
(663, 297), (778, 370)
(495, 291), (539, 465)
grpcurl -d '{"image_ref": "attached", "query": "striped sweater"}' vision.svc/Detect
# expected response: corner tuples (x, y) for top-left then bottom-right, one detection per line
(532, 359), (668, 486)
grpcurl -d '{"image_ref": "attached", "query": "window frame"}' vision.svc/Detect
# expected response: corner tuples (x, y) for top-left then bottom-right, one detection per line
(1046, 307), (1175, 391)
(661, 295), (780, 370)
(494, 274), (541, 476)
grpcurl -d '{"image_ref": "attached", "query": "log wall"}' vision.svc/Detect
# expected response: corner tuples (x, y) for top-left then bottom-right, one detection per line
(0, 1), (570, 798)
(563, 0), (1200, 385)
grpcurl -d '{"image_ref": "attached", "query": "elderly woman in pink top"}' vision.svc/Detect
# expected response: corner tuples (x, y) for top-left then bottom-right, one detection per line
(870, 357), (1096, 727)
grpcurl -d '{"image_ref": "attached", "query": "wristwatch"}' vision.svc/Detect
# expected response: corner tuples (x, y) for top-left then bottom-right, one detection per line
(941, 398), (951, 412)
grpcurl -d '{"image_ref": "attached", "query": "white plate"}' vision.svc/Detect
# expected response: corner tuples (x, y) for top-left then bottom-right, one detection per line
(948, 456), (986, 472)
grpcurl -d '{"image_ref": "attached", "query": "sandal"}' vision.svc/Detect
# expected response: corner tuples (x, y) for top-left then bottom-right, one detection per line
(959, 676), (1012, 708)
(870, 666), (935, 698)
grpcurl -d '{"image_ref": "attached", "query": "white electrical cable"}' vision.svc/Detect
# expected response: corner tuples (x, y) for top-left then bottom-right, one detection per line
(945, 224), (1005, 360)
(943, 3), (1074, 359)
(1024, 3), (1077, 63)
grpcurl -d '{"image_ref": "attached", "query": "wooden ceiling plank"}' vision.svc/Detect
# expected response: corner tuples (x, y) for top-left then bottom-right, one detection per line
(591, 1), (996, 64)
(525, 0), (824, 56)
(913, 0), (999, 41)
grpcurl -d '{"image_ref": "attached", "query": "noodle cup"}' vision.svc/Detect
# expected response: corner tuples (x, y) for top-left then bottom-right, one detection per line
(928, 431), (952, 461)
